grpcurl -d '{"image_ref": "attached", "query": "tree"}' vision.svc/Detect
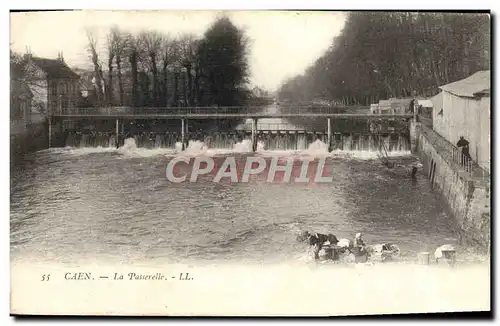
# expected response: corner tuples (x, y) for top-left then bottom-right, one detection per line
(139, 31), (163, 106)
(86, 15), (254, 115)
(196, 16), (250, 106)
(178, 33), (198, 106)
(278, 12), (490, 106)
(112, 27), (131, 106)
(86, 30), (105, 106)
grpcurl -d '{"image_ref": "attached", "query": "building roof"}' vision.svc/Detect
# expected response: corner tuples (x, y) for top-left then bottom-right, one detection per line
(30, 56), (80, 79)
(378, 99), (391, 107)
(439, 70), (490, 98)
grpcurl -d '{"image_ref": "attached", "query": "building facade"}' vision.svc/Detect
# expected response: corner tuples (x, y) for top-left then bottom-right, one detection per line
(431, 70), (490, 171)
(24, 52), (81, 114)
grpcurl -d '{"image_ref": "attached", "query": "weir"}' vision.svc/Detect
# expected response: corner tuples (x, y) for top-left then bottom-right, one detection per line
(62, 129), (411, 153)
(48, 106), (413, 152)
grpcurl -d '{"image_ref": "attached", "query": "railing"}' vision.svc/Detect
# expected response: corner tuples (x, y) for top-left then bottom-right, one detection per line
(420, 124), (490, 180)
(417, 115), (433, 128)
(50, 106), (412, 118)
(237, 123), (308, 131)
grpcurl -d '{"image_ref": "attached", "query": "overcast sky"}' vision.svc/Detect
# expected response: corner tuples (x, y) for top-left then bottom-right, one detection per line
(10, 10), (346, 91)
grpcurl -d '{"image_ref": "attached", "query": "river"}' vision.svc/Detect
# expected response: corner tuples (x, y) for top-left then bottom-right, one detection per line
(11, 134), (484, 266)
(10, 114), (491, 315)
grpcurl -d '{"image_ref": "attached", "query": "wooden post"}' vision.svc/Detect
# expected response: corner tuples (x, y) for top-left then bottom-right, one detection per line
(251, 118), (258, 152)
(181, 119), (185, 151)
(327, 117), (332, 152)
(115, 119), (119, 148)
(48, 118), (52, 148)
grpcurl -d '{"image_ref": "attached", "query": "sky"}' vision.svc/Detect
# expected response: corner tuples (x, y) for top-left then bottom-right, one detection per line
(10, 10), (346, 91)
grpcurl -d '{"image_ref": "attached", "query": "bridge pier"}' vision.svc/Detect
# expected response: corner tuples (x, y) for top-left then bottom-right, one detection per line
(327, 118), (332, 152)
(251, 118), (258, 152)
(48, 118), (52, 148)
(181, 119), (185, 151)
(181, 119), (190, 150)
(115, 119), (120, 148)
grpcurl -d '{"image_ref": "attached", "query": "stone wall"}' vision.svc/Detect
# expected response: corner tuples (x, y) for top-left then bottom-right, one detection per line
(10, 120), (48, 167)
(415, 122), (490, 250)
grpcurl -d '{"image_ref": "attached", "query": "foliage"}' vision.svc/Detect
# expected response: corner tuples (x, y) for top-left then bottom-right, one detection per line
(195, 16), (250, 106)
(84, 16), (251, 109)
(278, 12), (490, 106)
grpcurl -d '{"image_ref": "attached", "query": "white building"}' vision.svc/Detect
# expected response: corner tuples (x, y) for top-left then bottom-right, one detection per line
(431, 70), (490, 171)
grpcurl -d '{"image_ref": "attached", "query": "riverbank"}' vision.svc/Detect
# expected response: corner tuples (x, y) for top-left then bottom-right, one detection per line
(415, 122), (490, 250)
(10, 118), (48, 168)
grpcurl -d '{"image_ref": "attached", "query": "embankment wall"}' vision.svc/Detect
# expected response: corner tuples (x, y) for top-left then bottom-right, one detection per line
(413, 121), (490, 250)
(10, 119), (48, 167)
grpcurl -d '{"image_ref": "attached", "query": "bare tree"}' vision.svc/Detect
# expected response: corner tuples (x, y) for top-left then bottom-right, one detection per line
(106, 30), (116, 105)
(178, 33), (198, 106)
(86, 30), (105, 106)
(126, 34), (142, 106)
(108, 26), (130, 106)
(159, 34), (177, 106)
(139, 31), (163, 106)
(10, 48), (49, 115)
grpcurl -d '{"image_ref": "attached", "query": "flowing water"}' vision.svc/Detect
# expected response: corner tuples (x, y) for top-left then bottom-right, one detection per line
(11, 107), (490, 267)
(10, 117), (491, 314)
(10, 135), (488, 267)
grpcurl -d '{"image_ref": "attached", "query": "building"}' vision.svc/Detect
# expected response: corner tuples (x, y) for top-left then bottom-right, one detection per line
(10, 76), (34, 134)
(375, 99), (392, 114)
(388, 97), (412, 114)
(431, 70), (490, 171)
(23, 52), (81, 114)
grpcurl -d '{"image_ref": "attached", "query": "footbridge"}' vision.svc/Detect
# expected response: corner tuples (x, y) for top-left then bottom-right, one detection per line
(48, 106), (415, 151)
(50, 106), (413, 120)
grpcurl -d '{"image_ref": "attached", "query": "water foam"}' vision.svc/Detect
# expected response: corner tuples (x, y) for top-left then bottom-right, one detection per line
(55, 137), (414, 161)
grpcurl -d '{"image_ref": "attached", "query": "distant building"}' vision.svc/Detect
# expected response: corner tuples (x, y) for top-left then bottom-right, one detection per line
(375, 99), (392, 114)
(372, 97), (418, 115)
(23, 52), (81, 114)
(431, 70), (490, 171)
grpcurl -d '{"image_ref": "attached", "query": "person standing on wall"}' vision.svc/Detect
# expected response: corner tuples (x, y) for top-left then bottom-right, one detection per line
(456, 136), (471, 166)
(409, 99), (415, 115)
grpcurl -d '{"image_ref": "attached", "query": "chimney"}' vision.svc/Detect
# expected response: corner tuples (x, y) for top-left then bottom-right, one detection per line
(59, 51), (65, 63)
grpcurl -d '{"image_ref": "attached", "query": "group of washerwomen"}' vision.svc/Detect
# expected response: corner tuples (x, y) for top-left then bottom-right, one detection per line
(297, 231), (458, 266)
(296, 231), (400, 263)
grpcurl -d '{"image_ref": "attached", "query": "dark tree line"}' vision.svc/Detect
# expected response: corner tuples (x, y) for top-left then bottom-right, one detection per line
(86, 16), (251, 109)
(278, 12), (490, 106)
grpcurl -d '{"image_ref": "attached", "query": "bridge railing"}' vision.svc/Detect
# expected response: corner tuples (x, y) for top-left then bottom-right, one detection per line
(51, 105), (381, 117)
(417, 115), (433, 128)
(237, 123), (309, 131)
(420, 124), (490, 180)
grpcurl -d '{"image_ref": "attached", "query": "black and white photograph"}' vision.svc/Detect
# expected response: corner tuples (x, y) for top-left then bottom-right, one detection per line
(8, 8), (491, 316)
